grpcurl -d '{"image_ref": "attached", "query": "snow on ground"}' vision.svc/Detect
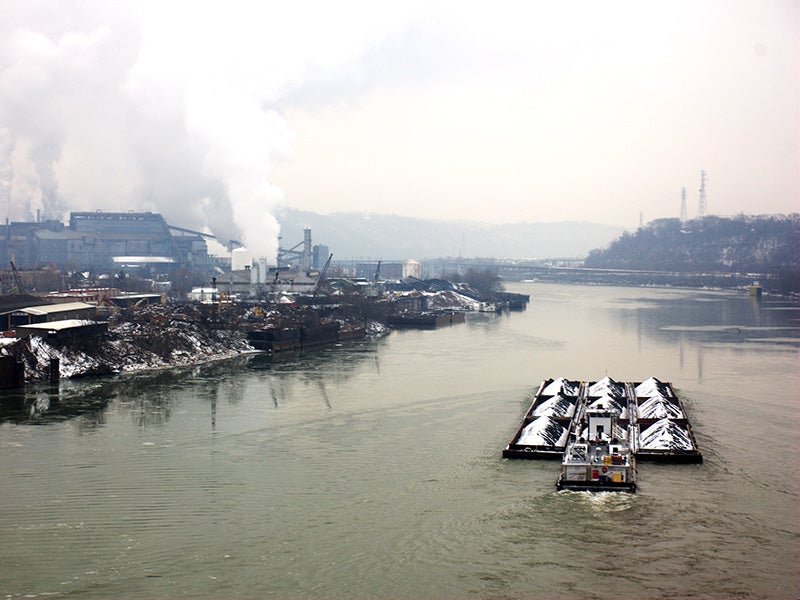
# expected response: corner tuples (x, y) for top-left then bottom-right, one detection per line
(6, 295), (395, 383)
(396, 290), (479, 311)
(28, 336), (106, 379)
(10, 317), (254, 382)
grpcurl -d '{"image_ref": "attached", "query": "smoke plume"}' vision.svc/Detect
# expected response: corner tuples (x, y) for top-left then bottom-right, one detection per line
(0, 1), (415, 261)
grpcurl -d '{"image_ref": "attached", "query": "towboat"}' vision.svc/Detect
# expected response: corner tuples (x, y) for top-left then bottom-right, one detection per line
(556, 407), (636, 492)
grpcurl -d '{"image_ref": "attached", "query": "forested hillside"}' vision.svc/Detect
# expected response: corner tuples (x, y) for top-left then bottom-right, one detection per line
(584, 215), (800, 292)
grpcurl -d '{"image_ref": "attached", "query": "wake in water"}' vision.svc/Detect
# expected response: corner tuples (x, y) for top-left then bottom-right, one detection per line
(557, 489), (635, 513)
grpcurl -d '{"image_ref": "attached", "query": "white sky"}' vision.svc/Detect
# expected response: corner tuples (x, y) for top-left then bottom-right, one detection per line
(271, 0), (799, 227)
(1, 0), (797, 247)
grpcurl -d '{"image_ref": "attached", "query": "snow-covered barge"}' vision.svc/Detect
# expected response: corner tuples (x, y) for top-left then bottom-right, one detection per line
(503, 376), (702, 492)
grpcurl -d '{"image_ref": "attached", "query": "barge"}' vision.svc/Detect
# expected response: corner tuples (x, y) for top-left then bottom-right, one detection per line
(502, 378), (578, 459)
(247, 321), (366, 352)
(503, 376), (702, 492)
(492, 291), (530, 310)
(386, 310), (466, 329)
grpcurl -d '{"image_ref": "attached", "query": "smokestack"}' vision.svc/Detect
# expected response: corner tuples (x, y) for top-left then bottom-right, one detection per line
(302, 228), (312, 270)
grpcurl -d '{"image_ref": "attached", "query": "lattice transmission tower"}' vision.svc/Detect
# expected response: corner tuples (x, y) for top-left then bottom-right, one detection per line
(697, 170), (708, 218)
(680, 187), (688, 221)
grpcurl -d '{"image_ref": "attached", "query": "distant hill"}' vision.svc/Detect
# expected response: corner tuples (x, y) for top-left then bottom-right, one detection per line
(584, 214), (800, 292)
(275, 208), (627, 260)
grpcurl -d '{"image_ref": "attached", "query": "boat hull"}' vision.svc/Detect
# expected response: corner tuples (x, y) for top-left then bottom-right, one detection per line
(557, 479), (637, 493)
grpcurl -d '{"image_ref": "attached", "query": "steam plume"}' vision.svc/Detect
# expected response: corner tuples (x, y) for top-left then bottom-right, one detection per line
(0, 1), (406, 261)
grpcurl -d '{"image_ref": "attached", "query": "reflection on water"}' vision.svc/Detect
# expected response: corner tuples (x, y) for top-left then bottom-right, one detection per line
(0, 284), (798, 600)
(0, 341), (383, 426)
(611, 289), (800, 348)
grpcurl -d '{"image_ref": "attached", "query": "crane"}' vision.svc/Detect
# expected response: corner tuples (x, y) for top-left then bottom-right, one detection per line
(312, 253), (333, 296)
(9, 260), (27, 295)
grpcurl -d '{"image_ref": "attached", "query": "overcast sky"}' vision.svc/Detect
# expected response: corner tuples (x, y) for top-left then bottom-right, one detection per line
(1, 1), (797, 257)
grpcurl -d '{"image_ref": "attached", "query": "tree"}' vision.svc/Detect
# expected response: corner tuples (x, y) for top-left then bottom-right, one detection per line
(454, 268), (503, 294)
(584, 215), (800, 275)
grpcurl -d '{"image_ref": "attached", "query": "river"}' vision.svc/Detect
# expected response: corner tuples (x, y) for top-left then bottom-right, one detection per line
(1, 282), (798, 599)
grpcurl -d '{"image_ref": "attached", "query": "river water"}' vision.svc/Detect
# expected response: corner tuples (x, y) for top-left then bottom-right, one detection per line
(1, 283), (798, 599)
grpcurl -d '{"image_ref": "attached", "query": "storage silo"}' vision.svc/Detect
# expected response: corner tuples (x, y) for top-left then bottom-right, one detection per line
(231, 247), (252, 271)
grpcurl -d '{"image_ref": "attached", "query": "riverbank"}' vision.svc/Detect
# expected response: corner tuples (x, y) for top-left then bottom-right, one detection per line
(3, 301), (391, 383)
(0, 282), (514, 384)
(6, 305), (256, 382)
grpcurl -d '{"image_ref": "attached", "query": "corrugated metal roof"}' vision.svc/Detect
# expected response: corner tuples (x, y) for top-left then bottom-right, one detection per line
(17, 319), (104, 332)
(0, 295), (53, 314)
(109, 294), (162, 300)
(19, 302), (95, 316)
(111, 256), (176, 264)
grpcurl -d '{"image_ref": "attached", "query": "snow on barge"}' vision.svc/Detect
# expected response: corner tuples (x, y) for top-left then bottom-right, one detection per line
(503, 376), (702, 492)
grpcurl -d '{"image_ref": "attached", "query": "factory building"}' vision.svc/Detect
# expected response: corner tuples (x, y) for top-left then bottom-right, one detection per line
(1, 217), (345, 299)
(0, 212), (211, 273)
(355, 259), (422, 281)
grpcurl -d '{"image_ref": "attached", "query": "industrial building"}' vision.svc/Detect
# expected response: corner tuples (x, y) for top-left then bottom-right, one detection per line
(355, 259), (422, 280)
(1, 212), (213, 273)
(1, 213), (431, 300)
(3, 302), (96, 329)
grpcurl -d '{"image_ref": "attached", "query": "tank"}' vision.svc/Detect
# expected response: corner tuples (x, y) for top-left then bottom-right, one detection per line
(231, 247), (253, 271)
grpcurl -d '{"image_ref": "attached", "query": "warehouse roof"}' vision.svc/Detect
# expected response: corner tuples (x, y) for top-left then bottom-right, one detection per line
(17, 319), (104, 332)
(15, 302), (95, 316)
